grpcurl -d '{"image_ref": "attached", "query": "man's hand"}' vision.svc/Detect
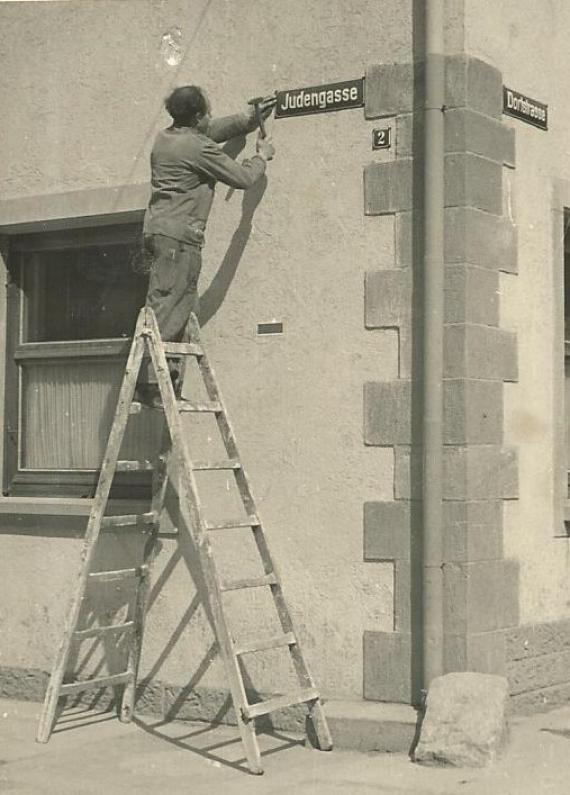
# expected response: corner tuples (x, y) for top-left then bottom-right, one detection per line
(256, 133), (275, 161)
(258, 94), (277, 120)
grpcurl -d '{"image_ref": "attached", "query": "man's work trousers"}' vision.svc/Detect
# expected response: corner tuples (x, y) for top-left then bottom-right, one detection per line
(138, 233), (202, 386)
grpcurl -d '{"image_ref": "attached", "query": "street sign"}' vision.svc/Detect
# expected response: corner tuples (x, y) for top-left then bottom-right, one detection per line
(275, 78), (364, 118)
(372, 128), (391, 149)
(503, 87), (548, 130)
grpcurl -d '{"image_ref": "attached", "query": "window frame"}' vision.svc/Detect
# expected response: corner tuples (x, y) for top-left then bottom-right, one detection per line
(3, 221), (151, 499)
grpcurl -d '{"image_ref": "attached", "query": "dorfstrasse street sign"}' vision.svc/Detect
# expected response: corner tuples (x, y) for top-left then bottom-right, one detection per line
(503, 86), (548, 130)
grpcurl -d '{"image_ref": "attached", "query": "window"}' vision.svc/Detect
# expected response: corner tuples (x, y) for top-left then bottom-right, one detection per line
(4, 222), (162, 497)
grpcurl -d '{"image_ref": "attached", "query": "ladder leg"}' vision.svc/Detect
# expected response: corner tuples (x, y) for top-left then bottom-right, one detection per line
(237, 713), (263, 775)
(119, 438), (170, 723)
(306, 699), (333, 751)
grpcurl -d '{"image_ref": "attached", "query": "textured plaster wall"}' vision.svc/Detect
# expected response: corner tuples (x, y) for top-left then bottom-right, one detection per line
(464, 0), (570, 624)
(0, 0), (446, 700)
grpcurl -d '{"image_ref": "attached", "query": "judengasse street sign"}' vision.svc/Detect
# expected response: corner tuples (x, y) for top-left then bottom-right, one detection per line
(275, 78), (364, 118)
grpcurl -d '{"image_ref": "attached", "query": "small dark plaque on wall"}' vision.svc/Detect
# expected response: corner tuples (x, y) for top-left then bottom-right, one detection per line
(503, 86), (548, 130)
(372, 127), (391, 149)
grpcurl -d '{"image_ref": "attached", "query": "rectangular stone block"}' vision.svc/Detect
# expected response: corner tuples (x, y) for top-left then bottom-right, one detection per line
(394, 558), (422, 635)
(445, 55), (503, 119)
(365, 63), (414, 119)
(502, 558), (520, 628)
(363, 501), (411, 560)
(444, 265), (499, 326)
(396, 113), (417, 158)
(445, 107), (515, 166)
(445, 206), (517, 272)
(444, 631), (506, 676)
(500, 447), (519, 499)
(444, 559), (520, 635)
(394, 446), (422, 500)
(365, 269), (412, 329)
(364, 380), (413, 445)
(506, 619), (570, 662)
(443, 445), (502, 500)
(364, 160), (414, 215)
(395, 211), (422, 268)
(443, 500), (503, 562)
(363, 631), (412, 703)
(445, 153), (503, 215)
(445, 323), (518, 381)
(443, 378), (503, 445)
(507, 650), (570, 696)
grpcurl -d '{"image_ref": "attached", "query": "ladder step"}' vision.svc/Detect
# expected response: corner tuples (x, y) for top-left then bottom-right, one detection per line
(60, 672), (133, 696)
(234, 632), (297, 656)
(220, 573), (277, 592)
(89, 565), (149, 583)
(205, 515), (260, 531)
(177, 400), (222, 413)
(193, 458), (241, 471)
(244, 687), (320, 720)
(101, 513), (156, 529)
(163, 342), (203, 356)
(116, 460), (154, 472)
(74, 621), (135, 639)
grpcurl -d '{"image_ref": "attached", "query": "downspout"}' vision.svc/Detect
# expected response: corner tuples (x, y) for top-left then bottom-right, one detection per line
(421, 0), (445, 692)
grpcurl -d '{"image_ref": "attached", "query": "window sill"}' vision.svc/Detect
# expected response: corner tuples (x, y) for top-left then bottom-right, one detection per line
(0, 496), (178, 537)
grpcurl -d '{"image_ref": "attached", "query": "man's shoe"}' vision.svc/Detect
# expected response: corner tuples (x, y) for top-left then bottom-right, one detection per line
(134, 384), (163, 409)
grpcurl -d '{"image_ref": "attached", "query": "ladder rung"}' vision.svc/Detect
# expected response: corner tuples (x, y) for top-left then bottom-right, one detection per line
(220, 573), (277, 592)
(60, 672), (133, 695)
(193, 458), (241, 471)
(116, 460), (154, 472)
(205, 515), (260, 531)
(101, 513), (156, 529)
(234, 632), (297, 656)
(163, 342), (203, 356)
(89, 565), (148, 583)
(177, 400), (221, 413)
(244, 687), (320, 720)
(74, 621), (135, 639)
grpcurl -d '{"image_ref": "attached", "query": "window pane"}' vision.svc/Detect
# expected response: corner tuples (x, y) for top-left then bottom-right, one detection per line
(23, 243), (147, 342)
(21, 360), (163, 469)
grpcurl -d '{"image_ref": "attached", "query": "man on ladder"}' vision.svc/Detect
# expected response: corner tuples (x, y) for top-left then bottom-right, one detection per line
(136, 85), (276, 408)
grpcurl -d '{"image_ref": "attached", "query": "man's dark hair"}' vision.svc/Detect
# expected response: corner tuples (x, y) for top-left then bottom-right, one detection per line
(165, 85), (208, 126)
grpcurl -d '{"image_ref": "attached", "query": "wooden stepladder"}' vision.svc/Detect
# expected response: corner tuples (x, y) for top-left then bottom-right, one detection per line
(36, 306), (332, 774)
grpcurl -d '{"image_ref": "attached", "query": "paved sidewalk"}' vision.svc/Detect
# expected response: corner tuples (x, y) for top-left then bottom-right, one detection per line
(1, 698), (570, 794)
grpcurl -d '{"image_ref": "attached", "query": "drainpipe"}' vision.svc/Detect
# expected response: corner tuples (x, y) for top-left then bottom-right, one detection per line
(421, 0), (445, 692)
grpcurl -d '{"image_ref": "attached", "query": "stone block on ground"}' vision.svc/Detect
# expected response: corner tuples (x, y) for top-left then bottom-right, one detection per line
(414, 672), (509, 767)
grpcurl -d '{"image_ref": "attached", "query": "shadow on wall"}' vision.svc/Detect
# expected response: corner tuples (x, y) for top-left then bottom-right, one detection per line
(198, 135), (268, 327)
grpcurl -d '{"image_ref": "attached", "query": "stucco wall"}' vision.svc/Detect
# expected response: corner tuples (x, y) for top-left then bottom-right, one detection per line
(463, 0), (570, 625)
(0, 0), (447, 703)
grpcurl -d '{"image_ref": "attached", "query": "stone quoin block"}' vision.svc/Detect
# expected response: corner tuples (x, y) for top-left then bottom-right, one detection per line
(445, 56), (503, 120)
(500, 447), (519, 499)
(445, 324), (518, 382)
(364, 380), (413, 445)
(364, 269), (412, 329)
(363, 501), (411, 561)
(445, 264), (500, 327)
(444, 559), (520, 635)
(444, 206), (518, 272)
(445, 153), (503, 215)
(443, 445), (503, 501)
(443, 379), (503, 445)
(502, 558), (520, 628)
(445, 107), (516, 167)
(363, 630), (412, 703)
(365, 63), (414, 119)
(395, 113), (418, 159)
(395, 211), (422, 268)
(394, 558), (422, 634)
(506, 619), (570, 662)
(444, 631), (507, 676)
(443, 500), (503, 562)
(507, 650), (570, 697)
(364, 160), (414, 215)
(394, 446), (422, 500)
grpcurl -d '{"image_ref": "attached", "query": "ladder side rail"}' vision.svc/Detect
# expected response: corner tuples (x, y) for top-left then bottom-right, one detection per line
(144, 308), (263, 773)
(186, 313), (333, 752)
(37, 314), (147, 743)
